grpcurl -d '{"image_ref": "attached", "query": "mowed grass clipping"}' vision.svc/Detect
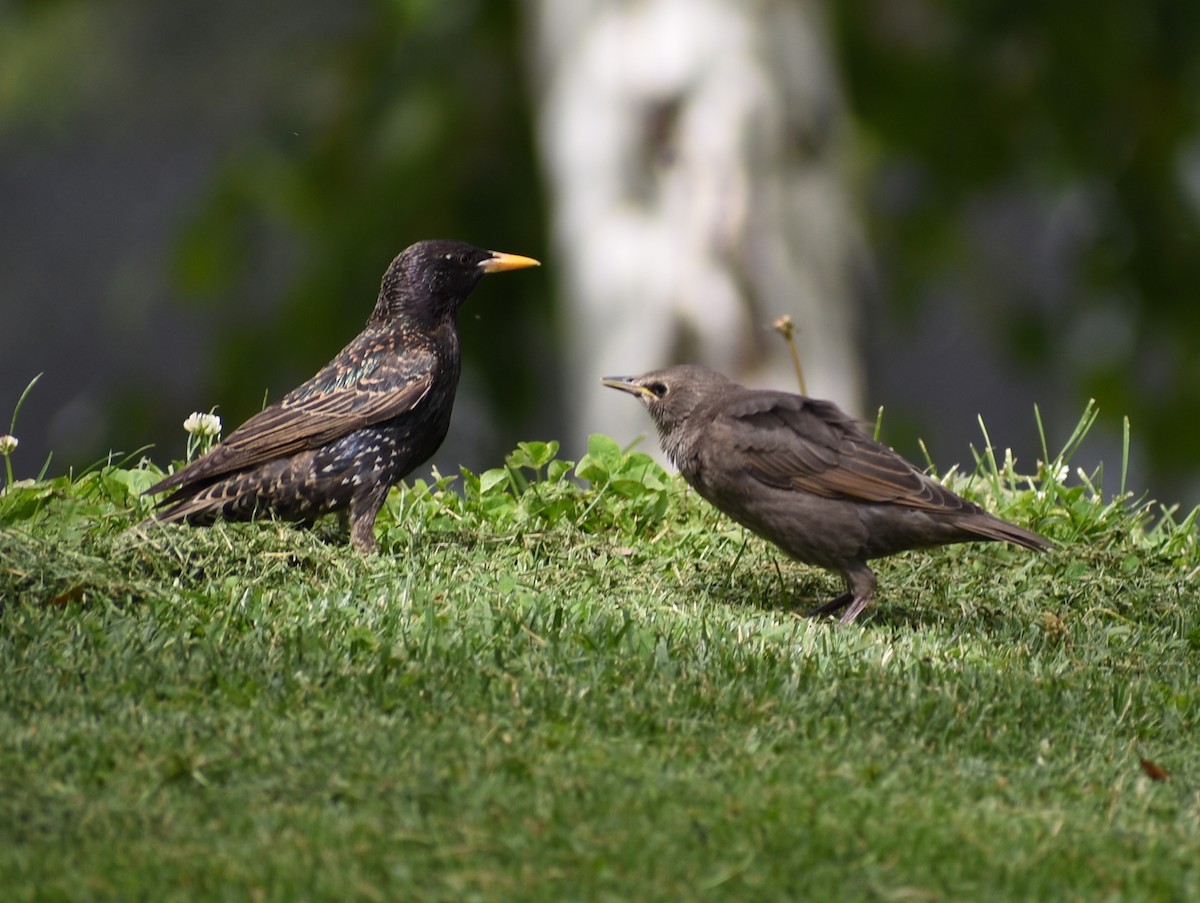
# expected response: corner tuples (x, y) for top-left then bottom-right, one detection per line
(1, 427), (1199, 902)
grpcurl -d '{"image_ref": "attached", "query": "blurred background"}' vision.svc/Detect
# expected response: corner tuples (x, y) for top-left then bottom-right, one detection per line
(2, 0), (1198, 508)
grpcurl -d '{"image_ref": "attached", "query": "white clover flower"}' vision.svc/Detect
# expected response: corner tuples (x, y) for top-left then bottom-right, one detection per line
(183, 412), (222, 438)
(0, 434), (17, 455)
(1036, 461), (1070, 497)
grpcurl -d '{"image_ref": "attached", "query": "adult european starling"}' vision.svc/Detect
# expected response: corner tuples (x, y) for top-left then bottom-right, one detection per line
(144, 239), (539, 552)
(602, 365), (1050, 624)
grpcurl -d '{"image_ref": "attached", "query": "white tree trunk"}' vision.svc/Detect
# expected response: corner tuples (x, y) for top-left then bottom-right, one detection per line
(526, 0), (868, 455)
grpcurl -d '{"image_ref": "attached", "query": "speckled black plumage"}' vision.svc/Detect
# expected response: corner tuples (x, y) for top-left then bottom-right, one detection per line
(144, 239), (539, 551)
(603, 365), (1051, 624)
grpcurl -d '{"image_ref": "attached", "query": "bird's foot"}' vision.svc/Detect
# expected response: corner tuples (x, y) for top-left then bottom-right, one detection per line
(830, 566), (877, 625)
(837, 593), (874, 625)
(805, 592), (853, 619)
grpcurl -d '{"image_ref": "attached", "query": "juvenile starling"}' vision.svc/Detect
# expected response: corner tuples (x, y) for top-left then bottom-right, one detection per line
(602, 365), (1050, 624)
(144, 239), (539, 552)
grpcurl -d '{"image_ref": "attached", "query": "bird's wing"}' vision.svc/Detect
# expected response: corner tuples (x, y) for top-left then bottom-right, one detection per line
(721, 392), (973, 513)
(148, 342), (436, 494)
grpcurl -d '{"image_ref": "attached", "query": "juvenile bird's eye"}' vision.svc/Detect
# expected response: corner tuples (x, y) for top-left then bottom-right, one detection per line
(647, 382), (669, 398)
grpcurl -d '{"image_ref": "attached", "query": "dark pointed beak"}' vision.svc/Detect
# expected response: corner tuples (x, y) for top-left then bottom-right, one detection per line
(600, 376), (655, 399)
(479, 251), (541, 274)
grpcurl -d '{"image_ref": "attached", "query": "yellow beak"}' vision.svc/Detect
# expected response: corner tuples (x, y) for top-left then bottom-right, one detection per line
(480, 251), (541, 274)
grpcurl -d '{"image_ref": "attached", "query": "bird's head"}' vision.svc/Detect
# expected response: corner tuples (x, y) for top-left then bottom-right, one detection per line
(372, 239), (539, 325)
(601, 365), (736, 444)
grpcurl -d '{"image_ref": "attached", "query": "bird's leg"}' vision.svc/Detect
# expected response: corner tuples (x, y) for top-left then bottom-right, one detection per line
(837, 565), (878, 625)
(349, 484), (390, 554)
(804, 565), (878, 622)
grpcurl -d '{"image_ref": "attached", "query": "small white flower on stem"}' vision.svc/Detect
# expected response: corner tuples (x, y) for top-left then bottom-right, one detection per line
(0, 434), (17, 455)
(183, 412), (222, 438)
(183, 411), (222, 461)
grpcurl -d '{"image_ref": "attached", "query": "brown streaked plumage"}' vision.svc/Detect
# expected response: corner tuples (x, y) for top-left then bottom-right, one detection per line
(602, 364), (1050, 624)
(144, 239), (539, 552)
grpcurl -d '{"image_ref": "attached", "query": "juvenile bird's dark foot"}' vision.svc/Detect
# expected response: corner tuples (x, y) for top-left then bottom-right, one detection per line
(805, 592), (853, 619)
(837, 591), (875, 625)
(835, 567), (878, 624)
(806, 566), (877, 624)
(804, 591), (875, 625)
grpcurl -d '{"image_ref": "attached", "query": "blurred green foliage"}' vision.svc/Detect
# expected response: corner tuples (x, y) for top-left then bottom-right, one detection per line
(167, 0), (551, 430)
(0, 0), (551, 475)
(832, 0), (1200, 480)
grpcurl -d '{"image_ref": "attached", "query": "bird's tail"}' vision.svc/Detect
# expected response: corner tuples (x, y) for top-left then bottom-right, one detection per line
(133, 489), (214, 532)
(124, 485), (216, 541)
(962, 513), (1052, 552)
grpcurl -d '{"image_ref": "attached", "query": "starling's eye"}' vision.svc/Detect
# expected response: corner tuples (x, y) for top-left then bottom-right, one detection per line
(646, 381), (669, 398)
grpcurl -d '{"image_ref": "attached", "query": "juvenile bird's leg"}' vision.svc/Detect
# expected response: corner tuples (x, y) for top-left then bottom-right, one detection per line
(837, 565), (877, 625)
(805, 565), (877, 624)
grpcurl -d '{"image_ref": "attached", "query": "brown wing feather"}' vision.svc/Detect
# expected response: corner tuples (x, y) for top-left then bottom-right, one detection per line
(725, 392), (976, 515)
(148, 343), (434, 495)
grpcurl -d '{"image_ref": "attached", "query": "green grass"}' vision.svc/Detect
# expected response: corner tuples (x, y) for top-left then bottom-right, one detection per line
(2, 427), (1199, 902)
